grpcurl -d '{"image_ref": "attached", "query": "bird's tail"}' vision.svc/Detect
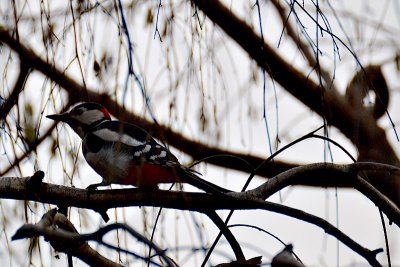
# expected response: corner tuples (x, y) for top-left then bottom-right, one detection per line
(177, 166), (232, 195)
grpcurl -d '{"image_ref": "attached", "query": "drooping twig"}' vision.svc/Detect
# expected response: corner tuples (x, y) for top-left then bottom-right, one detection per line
(245, 162), (400, 226)
(12, 210), (176, 266)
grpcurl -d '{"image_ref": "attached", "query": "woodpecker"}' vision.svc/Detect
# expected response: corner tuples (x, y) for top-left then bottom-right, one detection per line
(47, 102), (230, 194)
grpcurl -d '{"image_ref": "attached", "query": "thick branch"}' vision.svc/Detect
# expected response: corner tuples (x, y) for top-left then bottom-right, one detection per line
(247, 162), (400, 226)
(0, 170), (389, 266)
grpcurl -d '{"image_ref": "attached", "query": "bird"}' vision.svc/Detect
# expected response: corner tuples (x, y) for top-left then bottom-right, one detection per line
(271, 244), (305, 267)
(47, 102), (230, 194)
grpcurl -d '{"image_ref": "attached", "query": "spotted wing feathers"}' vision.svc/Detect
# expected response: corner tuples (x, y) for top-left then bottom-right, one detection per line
(86, 121), (230, 194)
(89, 121), (179, 166)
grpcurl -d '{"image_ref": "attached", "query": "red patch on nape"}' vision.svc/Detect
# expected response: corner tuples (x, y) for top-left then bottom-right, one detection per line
(121, 163), (179, 187)
(101, 107), (112, 120)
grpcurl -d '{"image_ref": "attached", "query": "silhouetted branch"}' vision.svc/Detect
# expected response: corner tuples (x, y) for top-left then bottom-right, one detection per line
(0, 123), (57, 177)
(12, 209), (178, 266)
(1, 165), (392, 266)
(247, 162), (400, 226)
(0, 1), (398, 207)
(81, 222), (174, 266)
(0, 60), (30, 119)
(12, 209), (122, 267)
(205, 211), (245, 261)
(190, 0), (400, 207)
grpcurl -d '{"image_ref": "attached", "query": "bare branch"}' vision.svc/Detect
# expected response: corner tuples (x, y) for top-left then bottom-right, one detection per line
(271, 0), (336, 91)
(12, 209), (122, 267)
(246, 162), (400, 226)
(0, 166), (391, 266)
(205, 211), (245, 261)
(0, 60), (30, 119)
(190, 0), (400, 207)
(12, 209), (177, 267)
(0, 123), (57, 177)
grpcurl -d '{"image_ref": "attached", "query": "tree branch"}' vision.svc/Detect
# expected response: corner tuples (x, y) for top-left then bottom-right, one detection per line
(271, 0), (336, 91)
(190, 0), (400, 207)
(12, 210), (177, 266)
(0, 60), (30, 119)
(0, 123), (57, 177)
(247, 162), (400, 226)
(12, 209), (122, 267)
(205, 211), (245, 261)
(1, 166), (391, 266)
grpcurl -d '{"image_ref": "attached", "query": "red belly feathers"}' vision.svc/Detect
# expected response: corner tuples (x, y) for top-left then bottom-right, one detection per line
(121, 163), (179, 187)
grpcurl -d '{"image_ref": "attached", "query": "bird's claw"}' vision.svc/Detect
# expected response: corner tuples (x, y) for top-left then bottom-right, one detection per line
(86, 184), (99, 196)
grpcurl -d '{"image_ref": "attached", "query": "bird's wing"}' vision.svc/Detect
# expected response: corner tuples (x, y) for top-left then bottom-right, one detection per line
(88, 121), (230, 194)
(88, 121), (178, 164)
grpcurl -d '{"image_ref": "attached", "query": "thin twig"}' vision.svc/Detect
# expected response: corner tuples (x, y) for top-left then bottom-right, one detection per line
(205, 211), (245, 260)
(0, 61), (30, 119)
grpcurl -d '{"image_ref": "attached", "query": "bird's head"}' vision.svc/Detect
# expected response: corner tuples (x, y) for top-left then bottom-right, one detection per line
(47, 102), (111, 138)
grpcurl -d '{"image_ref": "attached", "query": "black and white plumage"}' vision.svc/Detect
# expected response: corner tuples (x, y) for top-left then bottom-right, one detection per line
(47, 102), (230, 194)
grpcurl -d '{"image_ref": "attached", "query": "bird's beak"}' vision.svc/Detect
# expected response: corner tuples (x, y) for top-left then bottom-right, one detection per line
(46, 113), (70, 122)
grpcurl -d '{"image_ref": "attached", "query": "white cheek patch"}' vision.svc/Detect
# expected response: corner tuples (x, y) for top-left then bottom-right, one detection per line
(133, 144), (152, 157)
(72, 109), (104, 124)
(150, 150), (167, 160)
(94, 128), (145, 146)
